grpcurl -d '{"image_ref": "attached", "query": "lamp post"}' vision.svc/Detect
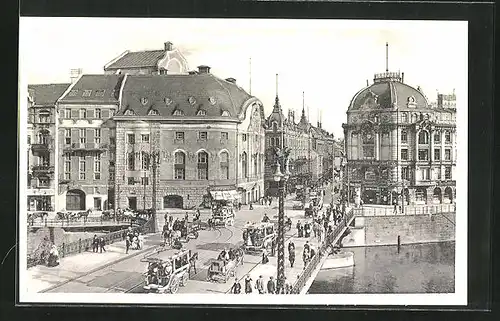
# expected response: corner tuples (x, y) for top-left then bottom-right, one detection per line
(273, 147), (291, 294)
(150, 150), (160, 233)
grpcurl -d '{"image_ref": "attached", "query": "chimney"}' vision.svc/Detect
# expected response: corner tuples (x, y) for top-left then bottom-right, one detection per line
(401, 72), (405, 83)
(164, 41), (173, 51)
(70, 68), (82, 83)
(197, 65), (211, 74)
(225, 78), (236, 83)
(366, 79), (369, 86)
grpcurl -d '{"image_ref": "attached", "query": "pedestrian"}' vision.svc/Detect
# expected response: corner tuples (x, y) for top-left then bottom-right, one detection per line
(185, 211), (189, 222)
(303, 248), (310, 268)
(285, 277), (293, 294)
(262, 248), (269, 264)
(296, 220), (303, 238)
(99, 237), (106, 253)
(269, 198), (272, 206)
(310, 245), (316, 258)
(230, 277), (242, 294)
(138, 233), (144, 250)
(393, 201), (398, 215)
(267, 276), (276, 294)
(125, 235), (131, 254)
(255, 275), (265, 294)
(244, 274), (253, 294)
(271, 237), (276, 257)
(288, 245), (295, 268)
(92, 234), (99, 253)
(304, 240), (310, 252)
(249, 202), (254, 210)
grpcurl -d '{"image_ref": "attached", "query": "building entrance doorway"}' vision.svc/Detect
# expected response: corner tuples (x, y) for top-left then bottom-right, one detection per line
(94, 197), (102, 210)
(128, 197), (137, 210)
(66, 189), (85, 210)
(433, 188), (442, 204)
(362, 189), (377, 204)
(444, 187), (453, 203)
(163, 195), (183, 209)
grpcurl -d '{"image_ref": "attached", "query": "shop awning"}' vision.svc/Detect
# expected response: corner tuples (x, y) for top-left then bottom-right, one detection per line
(210, 190), (239, 201)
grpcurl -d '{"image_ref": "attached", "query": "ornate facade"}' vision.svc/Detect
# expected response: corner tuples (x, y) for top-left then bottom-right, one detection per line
(27, 84), (70, 212)
(264, 94), (336, 195)
(342, 71), (457, 206)
(109, 65), (266, 210)
(55, 75), (124, 211)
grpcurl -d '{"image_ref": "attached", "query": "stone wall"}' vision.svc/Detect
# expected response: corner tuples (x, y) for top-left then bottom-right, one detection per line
(351, 213), (455, 246)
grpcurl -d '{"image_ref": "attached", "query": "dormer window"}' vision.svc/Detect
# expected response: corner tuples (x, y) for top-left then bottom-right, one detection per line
(148, 109), (159, 116)
(173, 109), (184, 116)
(95, 90), (105, 97)
(68, 90), (78, 97)
(197, 110), (206, 116)
(125, 109), (135, 116)
(221, 110), (230, 117)
(83, 90), (92, 97)
(140, 97), (148, 105)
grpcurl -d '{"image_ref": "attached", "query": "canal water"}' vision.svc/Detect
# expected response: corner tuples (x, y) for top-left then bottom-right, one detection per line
(308, 241), (455, 294)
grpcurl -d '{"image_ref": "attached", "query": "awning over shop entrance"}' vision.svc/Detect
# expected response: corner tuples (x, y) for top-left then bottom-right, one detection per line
(209, 190), (239, 201)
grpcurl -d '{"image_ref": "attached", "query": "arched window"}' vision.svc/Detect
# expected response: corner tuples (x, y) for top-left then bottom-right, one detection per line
(197, 151), (208, 180)
(173, 109), (184, 116)
(242, 152), (248, 178)
(79, 108), (87, 118)
(148, 109), (159, 116)
(221, 110), (230, 117)
(362, 131), (375, 159)
(220, 151), (229, 179)
(401, 130), (408, 143)
(197, 110), (206, 116)
(125, 109), (135, 116)
(272, 122), (278, 132)
(174, 151), (185, 180)
(401, 112), (408, 123)
(418, 131), (429, 144)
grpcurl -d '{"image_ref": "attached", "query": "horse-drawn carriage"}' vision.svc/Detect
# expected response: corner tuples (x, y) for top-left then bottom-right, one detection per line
(27, 211), (49, 222)
(56, 209), (92, 220)
(242, 222), (276, 254)
(207, 248), (245, 283)
(163, 219), (199, 248)
(142, 249), (194, 294)
(211, 203), (235, 227)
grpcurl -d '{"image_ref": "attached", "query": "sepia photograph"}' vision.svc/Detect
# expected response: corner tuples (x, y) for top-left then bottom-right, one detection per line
(18, 17), (467, 306)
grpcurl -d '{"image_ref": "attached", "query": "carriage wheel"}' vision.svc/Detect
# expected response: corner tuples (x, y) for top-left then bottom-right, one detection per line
(180, 272), (189, 287)
(169, 276), (180, 294)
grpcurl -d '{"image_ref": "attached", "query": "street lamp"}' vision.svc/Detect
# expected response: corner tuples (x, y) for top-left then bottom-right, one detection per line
(273, 147), (291, 294)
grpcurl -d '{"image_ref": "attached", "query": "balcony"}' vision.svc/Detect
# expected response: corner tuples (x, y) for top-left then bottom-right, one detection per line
(63, 142), (108, 152)
(31, 142), (51, 153)
(30, 165), (55, 177)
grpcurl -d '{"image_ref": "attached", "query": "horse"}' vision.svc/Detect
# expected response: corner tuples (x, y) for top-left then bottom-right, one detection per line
(77, 209), (92, 220)
(28, 212), (48, 222)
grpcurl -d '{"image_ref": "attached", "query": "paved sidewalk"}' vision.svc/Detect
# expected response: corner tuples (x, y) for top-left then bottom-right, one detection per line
(25, 234), (158, 293)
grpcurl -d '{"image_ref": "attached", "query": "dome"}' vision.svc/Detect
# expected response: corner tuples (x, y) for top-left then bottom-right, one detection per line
(348, 72), (430, 111)
(118, 73), (254, 119)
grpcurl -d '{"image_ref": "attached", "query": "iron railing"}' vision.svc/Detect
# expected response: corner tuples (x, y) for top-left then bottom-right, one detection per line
(353, 204), (456, 217)
(291, 208), (355, 294)
(27, 216), (146, 227)
(27, 217), (153, 268)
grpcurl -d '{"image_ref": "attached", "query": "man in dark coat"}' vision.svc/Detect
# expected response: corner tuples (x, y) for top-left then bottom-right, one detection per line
(267, 276), (276, 294)
(230, 278), (242, 294)
(99, 237), (106, 253)
(288, 243), (295, 268)
(92, 235), (99, 253)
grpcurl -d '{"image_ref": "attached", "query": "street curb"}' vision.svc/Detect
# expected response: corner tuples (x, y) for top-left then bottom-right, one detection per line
(40, 237), (160, 293)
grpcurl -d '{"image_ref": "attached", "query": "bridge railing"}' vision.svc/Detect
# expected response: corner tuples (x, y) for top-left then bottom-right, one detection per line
(27, 217), (153, 268)
(291, 208), (355, 294)
(354, 204), (455, 216)
(27, 216), (145, 227)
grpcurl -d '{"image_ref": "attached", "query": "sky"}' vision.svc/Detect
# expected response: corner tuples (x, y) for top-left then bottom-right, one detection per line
(19, 18), (467, 138)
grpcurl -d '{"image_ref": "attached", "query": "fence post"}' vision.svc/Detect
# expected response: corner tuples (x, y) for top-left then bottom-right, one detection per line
(79, 238), (82, 253)
(62, 243), (66, 258)
(45, 218), (47, 227)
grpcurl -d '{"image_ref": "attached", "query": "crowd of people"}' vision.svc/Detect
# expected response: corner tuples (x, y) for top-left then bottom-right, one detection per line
(124, 228), (144, 254)
(229, 274), (295, 294)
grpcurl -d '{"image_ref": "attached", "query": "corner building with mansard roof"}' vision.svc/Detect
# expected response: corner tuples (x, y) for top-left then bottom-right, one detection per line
(342, 71), (456, 206)
(109, 65), (266, 210)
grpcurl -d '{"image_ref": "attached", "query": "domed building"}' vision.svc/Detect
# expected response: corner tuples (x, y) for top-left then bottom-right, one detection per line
(109, 65), (266, 210)
(342, 70), (456, 206)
